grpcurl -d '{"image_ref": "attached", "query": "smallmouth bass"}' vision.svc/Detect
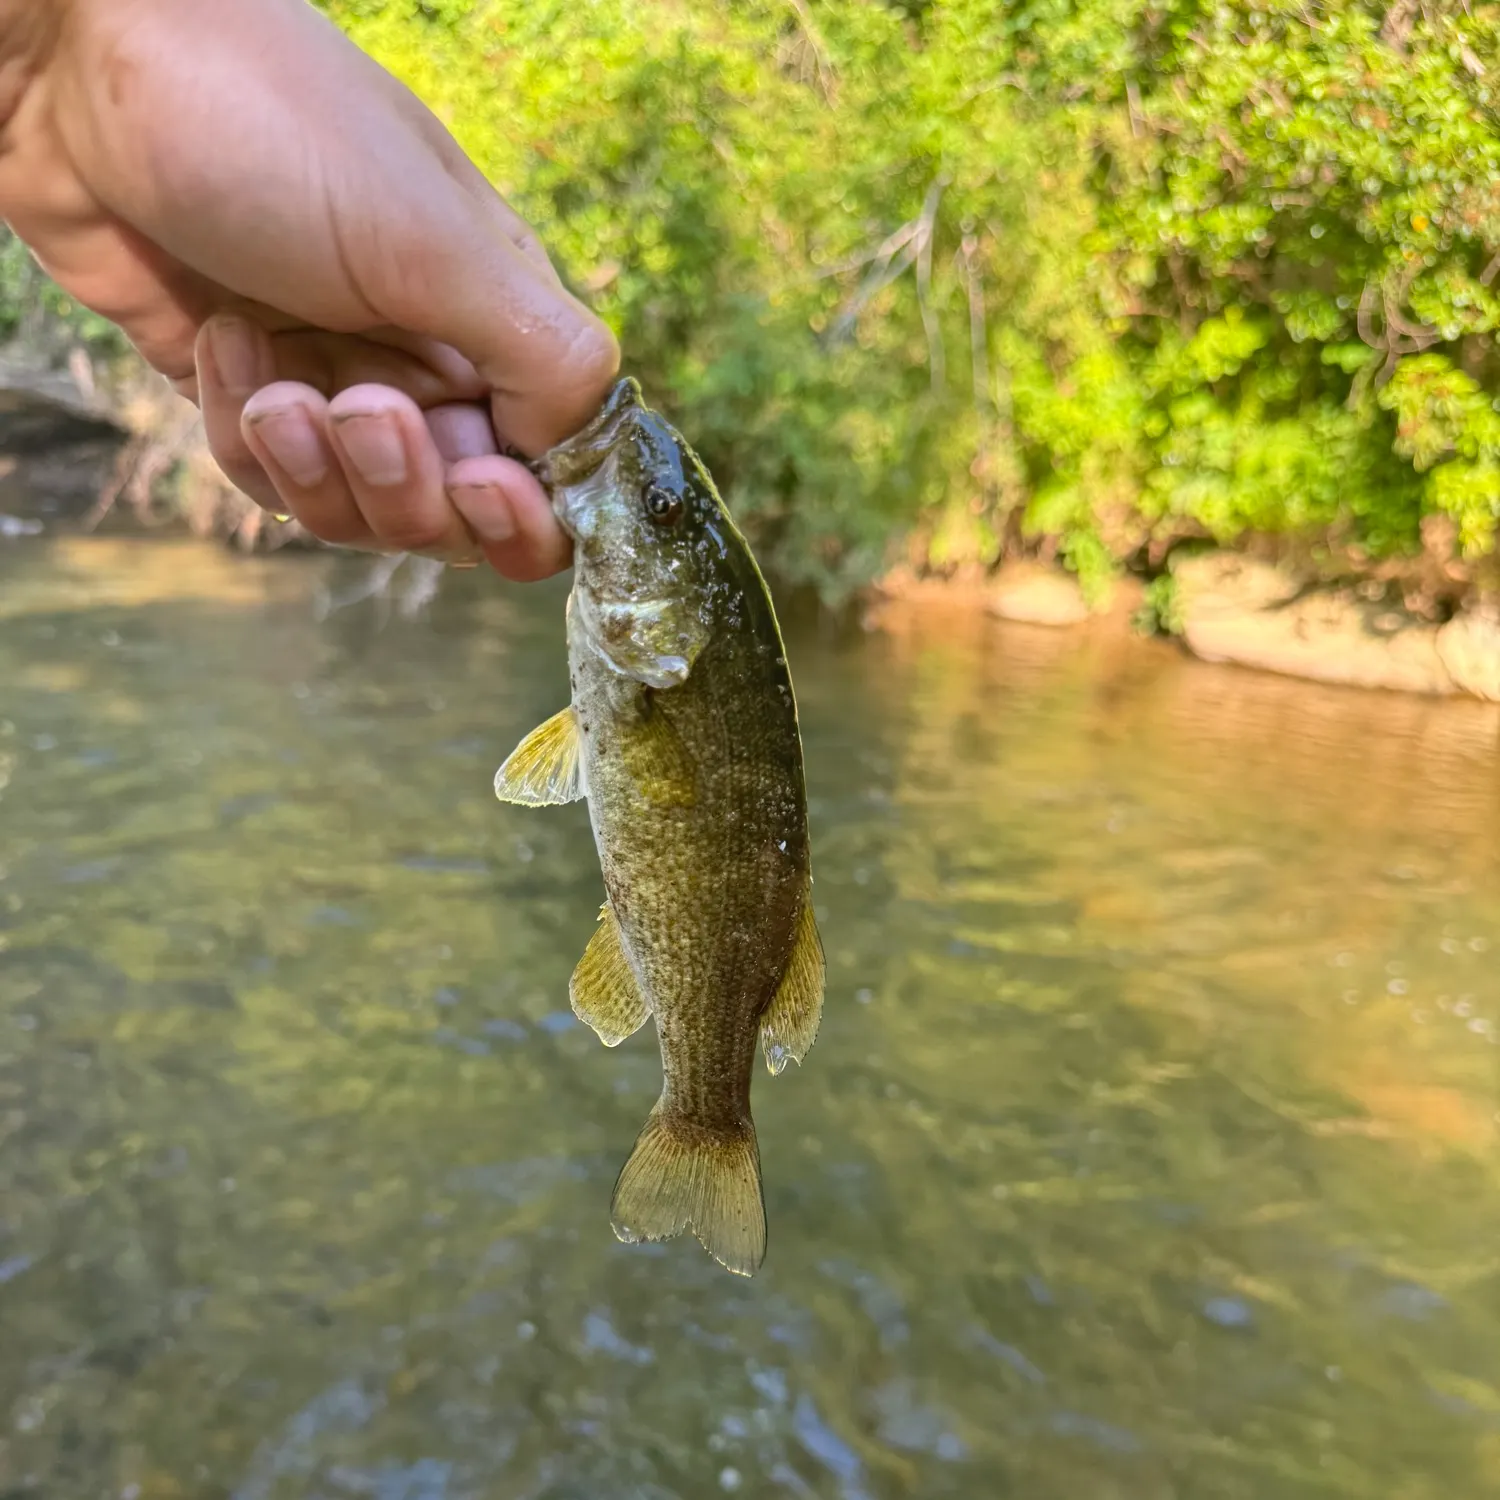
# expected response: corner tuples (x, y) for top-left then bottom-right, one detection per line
(494, 377), (825, 1277)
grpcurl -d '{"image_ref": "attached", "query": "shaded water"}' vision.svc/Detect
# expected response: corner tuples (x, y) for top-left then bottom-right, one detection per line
(2, 536), (1498, 1500)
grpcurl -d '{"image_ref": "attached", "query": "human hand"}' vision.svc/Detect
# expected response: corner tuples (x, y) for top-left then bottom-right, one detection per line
(0, 0), (619, 579)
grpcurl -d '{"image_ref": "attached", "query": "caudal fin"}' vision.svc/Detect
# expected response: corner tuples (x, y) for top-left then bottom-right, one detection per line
(610, 1106), (766, 1277)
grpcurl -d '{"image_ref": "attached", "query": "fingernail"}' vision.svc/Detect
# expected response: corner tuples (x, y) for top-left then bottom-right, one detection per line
(206, 316), (265, 397)
(448, 480), (515, 543)
(334, 412), (409, 487)
(247, 404), (327, 488)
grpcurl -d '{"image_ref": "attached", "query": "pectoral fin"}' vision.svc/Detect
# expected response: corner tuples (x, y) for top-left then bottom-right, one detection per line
(761, 896), (825, 1075)
(494, 706), (583, 806)
(570, 902), (650, 1046)
(621, 691), (697, 808)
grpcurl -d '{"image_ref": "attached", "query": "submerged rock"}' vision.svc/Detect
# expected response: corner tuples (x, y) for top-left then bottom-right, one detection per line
(1173, 553), (1466, 699)
(868, 560), (1119, 630)
(987, 561), (1091, 627)
(1436, 608), (1500, 703)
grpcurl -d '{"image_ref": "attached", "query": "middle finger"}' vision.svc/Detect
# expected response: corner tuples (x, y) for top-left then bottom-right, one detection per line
(326, 384), (480, 560)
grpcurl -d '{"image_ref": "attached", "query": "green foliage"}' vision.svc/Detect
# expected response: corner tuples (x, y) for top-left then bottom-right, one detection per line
(1136, 571), (1185, 635)
(0, 228), (128, 357)
(10, 0), (1497, 598)
(311, 0), (1500, 599)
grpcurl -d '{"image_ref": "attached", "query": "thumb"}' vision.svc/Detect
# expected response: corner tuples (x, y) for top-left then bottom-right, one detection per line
(380, 198), (622, 459)
(68, 0), (621, 458)
(381, 96), (623, 451)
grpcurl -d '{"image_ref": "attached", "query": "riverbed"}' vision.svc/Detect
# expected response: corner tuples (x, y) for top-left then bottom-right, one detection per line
(2, 536), (1497, 1498)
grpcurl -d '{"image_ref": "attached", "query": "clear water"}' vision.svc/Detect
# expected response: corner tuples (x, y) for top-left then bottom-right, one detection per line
(1, 536), (1498, 1499)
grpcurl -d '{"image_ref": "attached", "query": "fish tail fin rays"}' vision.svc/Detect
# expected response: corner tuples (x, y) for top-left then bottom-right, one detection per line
(610, 1105), (766, 1277)
(761, 896), (825, 1075)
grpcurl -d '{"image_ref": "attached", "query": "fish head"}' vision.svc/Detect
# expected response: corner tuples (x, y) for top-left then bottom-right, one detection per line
(539, 378), (734, 690)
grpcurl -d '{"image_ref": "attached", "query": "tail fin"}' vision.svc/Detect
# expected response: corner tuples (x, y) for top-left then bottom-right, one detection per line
(610, 1105), (766, 1277)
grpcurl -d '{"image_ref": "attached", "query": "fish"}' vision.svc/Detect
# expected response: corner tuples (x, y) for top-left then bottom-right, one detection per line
(493, 377), (825, 1277)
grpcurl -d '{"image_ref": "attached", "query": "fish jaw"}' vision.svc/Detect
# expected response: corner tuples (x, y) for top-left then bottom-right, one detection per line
(535, 377), (643, 491)
(572, 586), (705, 689)
(548, 451), (618, 544)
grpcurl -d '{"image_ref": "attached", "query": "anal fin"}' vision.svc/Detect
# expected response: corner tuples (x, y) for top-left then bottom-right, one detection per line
(761, 896), (825, 1076)
(570, 902), (650, 1046)
(495, 706), (583, 806)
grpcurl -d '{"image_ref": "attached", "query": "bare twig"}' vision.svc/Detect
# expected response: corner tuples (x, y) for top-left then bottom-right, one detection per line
(827, 236), (921, 343)
(1166, 252), (1199, 337)
(1210, 125), (1248, 187)
(398, 557), (446, 619)
(956, 229), (1020, 543)
(958, 236), (995, 510)
(914, 176), (948, 391)
(955, 73), (1029, 106)
(779, 0), (837, 104)
(1380, 0), (1419, 52)
(827, 174), (948, 349)
(313, 553), (450, 624)
(1357, 279), (1380, 348)
(959, 236), (993, 423)
(82, 408), (201, 532)
(811, 220), (921, 284)
(233, 504), (264, 553)
(66, 346), (95, 403)
(1356, 264), (1440, 387)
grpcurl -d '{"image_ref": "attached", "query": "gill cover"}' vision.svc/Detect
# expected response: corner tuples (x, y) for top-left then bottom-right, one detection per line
(543, 379), (713, 690)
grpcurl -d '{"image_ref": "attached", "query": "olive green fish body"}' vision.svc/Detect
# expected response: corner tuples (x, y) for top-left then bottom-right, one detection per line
(572, 585), (808, 1119)
(495, 378), (824, 1276)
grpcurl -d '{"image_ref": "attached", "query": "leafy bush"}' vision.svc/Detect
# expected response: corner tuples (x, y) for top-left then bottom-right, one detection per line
(0, 227), (127, 357)
(13, 1), (1500, 602)
(316, 0), (1500, 602)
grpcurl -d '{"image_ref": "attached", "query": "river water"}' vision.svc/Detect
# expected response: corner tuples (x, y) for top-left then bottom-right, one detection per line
(1, 536), (1497, 1499)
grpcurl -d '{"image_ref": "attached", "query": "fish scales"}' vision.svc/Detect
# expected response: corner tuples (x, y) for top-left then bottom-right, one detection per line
(494, 377), (825, 1277)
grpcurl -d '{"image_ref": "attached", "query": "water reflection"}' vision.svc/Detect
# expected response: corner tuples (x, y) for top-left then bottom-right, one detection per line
(1, 537), (1497, 1498)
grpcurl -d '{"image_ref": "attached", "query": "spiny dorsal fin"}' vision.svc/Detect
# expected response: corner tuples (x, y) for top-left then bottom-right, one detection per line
(620, 691), (697, 808)
(570, 902), (650, 1047)
(761, 896), (825, 1076)
(494, 706), (583, 806)
(610, 1106), (766, 1277)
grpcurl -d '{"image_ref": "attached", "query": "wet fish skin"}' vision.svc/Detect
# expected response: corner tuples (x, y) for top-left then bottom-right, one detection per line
(495, 377), (824, 1276)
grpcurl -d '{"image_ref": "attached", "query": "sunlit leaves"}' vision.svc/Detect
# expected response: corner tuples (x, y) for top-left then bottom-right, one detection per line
(12, 0), (1500, 594)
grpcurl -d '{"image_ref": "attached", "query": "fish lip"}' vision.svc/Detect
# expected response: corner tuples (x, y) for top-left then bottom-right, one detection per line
(550, 465), (611, 542)
(535, 377), (644, 493)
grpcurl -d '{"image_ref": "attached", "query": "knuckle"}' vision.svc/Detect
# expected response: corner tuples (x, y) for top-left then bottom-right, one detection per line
(208, 443), (267, 496)
(562, 318), (622, 390)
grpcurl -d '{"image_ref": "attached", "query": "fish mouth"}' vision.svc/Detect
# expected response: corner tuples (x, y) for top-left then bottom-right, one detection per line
(549, 458), (618, 543)
(535, 377), (644, 493)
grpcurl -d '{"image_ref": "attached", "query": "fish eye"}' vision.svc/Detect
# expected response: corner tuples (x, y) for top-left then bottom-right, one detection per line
(642, 484), (684, 526)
